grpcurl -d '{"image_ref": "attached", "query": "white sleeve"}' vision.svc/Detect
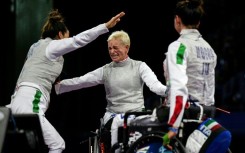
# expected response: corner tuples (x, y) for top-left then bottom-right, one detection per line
(166, 41), (188, 128)
(55, 67), (104, 94)
(46, 24), (108, 60)
(167, 41), (188, 99)
(139, 62), (166, 96)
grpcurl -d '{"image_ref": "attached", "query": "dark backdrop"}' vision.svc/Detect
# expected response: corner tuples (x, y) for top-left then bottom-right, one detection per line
(1, 0), (245, 153)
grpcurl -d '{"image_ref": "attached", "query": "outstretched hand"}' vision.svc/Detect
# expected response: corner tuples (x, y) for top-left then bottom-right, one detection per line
(106, 11), (125, 29)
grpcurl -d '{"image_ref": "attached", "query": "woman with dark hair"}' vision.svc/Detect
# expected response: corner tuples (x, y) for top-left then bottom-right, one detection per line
(7, 9), (125, 153)
(162, 0), (218, 150)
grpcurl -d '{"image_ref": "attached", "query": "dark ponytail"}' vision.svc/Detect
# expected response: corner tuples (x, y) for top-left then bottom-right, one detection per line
(41, 9), (68, 39)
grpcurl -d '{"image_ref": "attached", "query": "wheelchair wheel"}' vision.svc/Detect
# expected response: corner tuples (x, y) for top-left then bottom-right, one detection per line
(126, 131), (186, 153)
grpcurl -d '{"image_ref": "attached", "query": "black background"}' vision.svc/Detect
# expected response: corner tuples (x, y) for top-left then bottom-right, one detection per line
(1, 0), (245, 152)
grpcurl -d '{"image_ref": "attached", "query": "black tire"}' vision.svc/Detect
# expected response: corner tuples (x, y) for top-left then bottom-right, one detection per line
(126, 131), (186, 153)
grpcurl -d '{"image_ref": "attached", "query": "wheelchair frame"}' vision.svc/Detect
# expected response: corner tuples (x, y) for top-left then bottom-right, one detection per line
(112, 111), (186, 153)
(89, 105), (232, 153)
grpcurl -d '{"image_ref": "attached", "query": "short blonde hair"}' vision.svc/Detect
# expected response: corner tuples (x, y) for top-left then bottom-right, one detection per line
(107, 30), (130, 47)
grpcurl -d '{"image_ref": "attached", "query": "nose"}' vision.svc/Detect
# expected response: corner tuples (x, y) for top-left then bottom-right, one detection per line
(109, 48), (115, 54)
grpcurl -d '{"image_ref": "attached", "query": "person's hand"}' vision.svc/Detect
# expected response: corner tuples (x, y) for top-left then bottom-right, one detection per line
(105, 11), (125, 29)
(162, 128), (178, 150)
(162, 133), (173, 150)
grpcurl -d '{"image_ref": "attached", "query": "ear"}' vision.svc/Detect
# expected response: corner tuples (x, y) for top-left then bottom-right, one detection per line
(58, 31), (63, 39)
(175, 15), (181, 25)
(125, 45), (130, 53)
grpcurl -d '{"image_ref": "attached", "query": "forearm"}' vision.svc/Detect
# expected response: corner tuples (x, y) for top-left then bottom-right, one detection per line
(140, 62), (166, 96)
(46, 24), (108, 60)
(55, 67), (103, 94)
(55, 77), (85, 94)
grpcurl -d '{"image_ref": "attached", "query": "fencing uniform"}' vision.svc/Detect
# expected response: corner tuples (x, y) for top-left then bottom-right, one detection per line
(163, 29), (217, 128)
(7, 23), (109, 153)
(55, 57), (167, 150)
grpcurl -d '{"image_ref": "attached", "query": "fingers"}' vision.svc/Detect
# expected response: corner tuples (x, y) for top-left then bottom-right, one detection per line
(117, 12), (125, 18)
(166, 144), (173, 150)
(106, 11), (125, 29)
(113, 12), (125, 22)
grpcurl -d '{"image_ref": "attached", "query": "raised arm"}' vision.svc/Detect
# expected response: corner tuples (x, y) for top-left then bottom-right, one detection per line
(105, 12), (125, 29)
(46, 11), (125, 60)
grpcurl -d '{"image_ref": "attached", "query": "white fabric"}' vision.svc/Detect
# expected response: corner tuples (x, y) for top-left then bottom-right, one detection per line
(164, 29), (216, 128)
(9, 86), (65, 152)
(55, 59), (166, 96)
(7, 23), (110, 153)
(185, 129), (208, 153)
(110, 114), (136, 147)
(48, 148), (64, 153)
(46, 24), (108, 60)
(102, 111), (116, 125)
(110, 111), (158, 151)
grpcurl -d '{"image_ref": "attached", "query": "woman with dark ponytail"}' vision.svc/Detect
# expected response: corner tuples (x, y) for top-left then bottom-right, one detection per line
(162, 0), (221, 151)
(7, 9), (125, 153)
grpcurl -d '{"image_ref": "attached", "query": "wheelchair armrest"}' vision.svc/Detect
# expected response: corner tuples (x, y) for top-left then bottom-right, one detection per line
(123, 111), (153, 128)
(122, 111), (152, 147)
(184, 105), (216, 121)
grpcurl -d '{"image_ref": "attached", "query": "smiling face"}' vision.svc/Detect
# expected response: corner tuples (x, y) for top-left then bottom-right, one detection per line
(108, 38), (129, 62)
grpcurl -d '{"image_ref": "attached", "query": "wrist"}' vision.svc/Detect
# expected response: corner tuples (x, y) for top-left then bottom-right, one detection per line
(169, 127), (178, 134)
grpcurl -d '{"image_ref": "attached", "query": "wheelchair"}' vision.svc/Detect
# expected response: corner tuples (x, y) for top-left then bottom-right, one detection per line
(90, 104), (232, 153)
(89, 111), (185, 153)
(112, 111), (186, 153)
